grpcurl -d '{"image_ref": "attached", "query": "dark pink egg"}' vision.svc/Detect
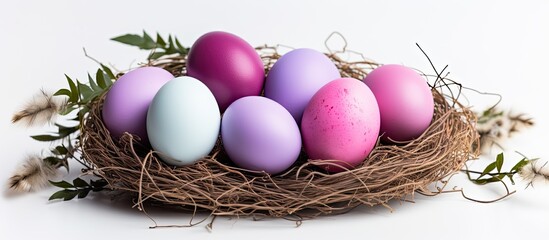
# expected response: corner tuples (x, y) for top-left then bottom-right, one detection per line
(187, 31), (265, 112)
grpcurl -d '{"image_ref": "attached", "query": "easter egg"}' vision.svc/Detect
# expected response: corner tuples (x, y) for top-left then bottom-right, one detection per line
(363, 64), (434, 142)
(102, 67), (174, 144)
(265, 48), (341, 124)
(147, 76), (221, 166)
(301, 78), (380, 172)
(221, 96), (302, 175)
(187, 31), (265, 112)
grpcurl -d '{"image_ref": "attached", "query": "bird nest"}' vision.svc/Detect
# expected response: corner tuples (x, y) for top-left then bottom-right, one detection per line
(80, 45), (480, 221)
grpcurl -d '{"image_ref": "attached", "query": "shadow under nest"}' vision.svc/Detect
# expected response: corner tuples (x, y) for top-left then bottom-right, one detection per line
(79, 46), (480, 220)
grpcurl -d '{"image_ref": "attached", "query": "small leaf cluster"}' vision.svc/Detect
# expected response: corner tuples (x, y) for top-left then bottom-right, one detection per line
(477, 108), (504, 124)
(43, 144), (74, 171)
(111, 31), (189, 59)
(31, 66), (114, 144)
(466, 153), (531, 185)
(49, 178), (108, 201)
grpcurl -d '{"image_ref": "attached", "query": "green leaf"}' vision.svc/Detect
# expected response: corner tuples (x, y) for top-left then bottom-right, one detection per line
(111, 34), (144, 47)
(56, 124), (79, 137)
(472, 177), (502, 185)
(88, 73), (101, 92)
(511, 158), (530, 173)
(43, 156), (62, 166)
(73, 178), (89, 188)
(52, 146), (68, 155)
(149, 51), (167, 60)
(31, 134), (64, 142)
(54, 88), (72, 98)
(59, 105), (77, 116)
(142, 31), (157, 49)
(63, 190), (79, 201)
(91, 179), (108, 191)
(101, 64), (116, 82)
(479, 162), (497, 179)
(78, 189), (91, 199)
(156, 33), (166, 46)
(175, 38), (188, 54)
(65, 75), (79, 103)
(496, 173), (507, 180)
(77, 80), (94, 103)
(49, 180), (73, 189)
(49, 190), (69, 201)
(166, 35), (178, 54)
(496, 153), (504, 172)
(95, 69), (108, 89)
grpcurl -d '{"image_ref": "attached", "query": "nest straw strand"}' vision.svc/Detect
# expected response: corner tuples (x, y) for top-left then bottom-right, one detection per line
(81, 46), (479, 219)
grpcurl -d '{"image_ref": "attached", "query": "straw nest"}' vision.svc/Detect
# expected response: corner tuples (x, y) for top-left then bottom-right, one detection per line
(80, 45), (480, 220)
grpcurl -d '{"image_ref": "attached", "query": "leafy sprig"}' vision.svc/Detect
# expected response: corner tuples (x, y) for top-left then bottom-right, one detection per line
(40, 31), (188, 201)
(49, 178), (108, 201)
(111, 31), (189, 60)
(464, 153), (533, 185)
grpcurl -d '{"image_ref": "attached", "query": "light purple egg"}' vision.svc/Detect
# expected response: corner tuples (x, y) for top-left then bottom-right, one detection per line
(363, 64), (434, 142)
(221, 96), (302, 175)
(102, 67), (174, 144)
(265, 48), (341, 124)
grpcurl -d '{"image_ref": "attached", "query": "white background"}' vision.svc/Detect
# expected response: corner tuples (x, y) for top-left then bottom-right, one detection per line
(1, 0), (548, 239)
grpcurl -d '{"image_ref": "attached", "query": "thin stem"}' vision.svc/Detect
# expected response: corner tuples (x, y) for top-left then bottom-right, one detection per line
(461, 169), (517, 176)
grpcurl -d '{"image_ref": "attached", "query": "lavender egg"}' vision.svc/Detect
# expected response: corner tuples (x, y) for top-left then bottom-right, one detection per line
(221, 96), (302, 175)
(187, 31), (265, 112)
(363, 64), (434, 142)
(265, 48), (341, 124)
(102, 67), (174, 143)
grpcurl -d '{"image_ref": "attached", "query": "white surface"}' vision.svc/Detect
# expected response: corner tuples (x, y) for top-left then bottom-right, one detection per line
(1, 0), (548, 239)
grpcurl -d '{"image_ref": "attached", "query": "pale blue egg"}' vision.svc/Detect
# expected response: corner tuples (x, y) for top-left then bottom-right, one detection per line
(147, 76), (221, 166)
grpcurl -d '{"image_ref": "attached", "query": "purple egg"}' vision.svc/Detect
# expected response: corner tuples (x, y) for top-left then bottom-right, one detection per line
(102, 67), (174, 143)
(187, 31), (265, 112)
(265, 48), (341, 124)
(221, 96), (302, 175)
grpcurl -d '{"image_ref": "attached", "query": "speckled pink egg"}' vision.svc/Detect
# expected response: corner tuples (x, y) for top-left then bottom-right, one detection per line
(102, 67), (174, 144)
(301, 78), (380, 172)
(363, 64), (434, 142)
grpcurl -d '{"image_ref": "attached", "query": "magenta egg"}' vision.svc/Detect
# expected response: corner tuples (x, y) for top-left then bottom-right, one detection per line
(363, 64), (434, 142)
(265, 48), (341, 124)
(187, 31), (265, 112)
(102, 67), (174, 143)
(221, 96), (302, 175)
(301, 78), (380, 173)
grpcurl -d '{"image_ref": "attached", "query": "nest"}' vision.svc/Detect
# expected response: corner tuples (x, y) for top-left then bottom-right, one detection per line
(81, 46), (480, 220)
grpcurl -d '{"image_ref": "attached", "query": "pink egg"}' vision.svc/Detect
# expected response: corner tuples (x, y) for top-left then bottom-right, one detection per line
(301, 78), (380, 172)
(363, 64), (434, 142)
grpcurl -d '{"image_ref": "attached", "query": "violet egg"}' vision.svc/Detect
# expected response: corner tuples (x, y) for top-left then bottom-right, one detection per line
(221, 96), (302, 175)
(102, 67), (174, 144)
(363, 64), (434, 142)
(187, 31), (265, 112)
(301, 78), (380, 173)
(265, 48), (341, 124)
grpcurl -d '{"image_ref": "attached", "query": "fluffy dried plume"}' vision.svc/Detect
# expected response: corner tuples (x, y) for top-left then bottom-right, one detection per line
(476, 108), (534, 153)
(8, 155), (59, 193)
(11, 89), (64, 127)
(519, 159), (549, 188)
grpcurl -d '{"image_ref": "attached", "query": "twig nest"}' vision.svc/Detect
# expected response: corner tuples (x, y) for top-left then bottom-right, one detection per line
(81, 47), (479, 219)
